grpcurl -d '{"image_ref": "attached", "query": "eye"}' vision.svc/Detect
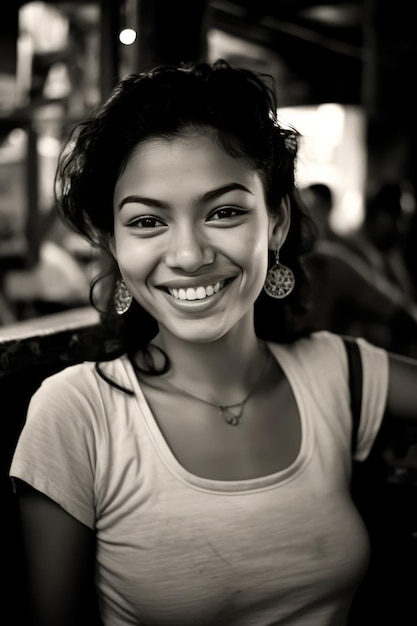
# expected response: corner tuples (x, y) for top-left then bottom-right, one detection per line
(207, 206), (246, 221)
(128, 216), (166, 229)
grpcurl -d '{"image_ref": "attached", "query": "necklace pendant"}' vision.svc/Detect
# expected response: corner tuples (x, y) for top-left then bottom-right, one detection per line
(220, 406), (242, 426)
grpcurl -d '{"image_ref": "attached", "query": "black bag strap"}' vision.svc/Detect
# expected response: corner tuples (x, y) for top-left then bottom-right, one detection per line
(342, 336), (363, 455)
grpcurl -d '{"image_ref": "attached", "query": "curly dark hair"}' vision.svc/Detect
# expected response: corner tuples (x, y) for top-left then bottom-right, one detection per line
(55, 59), (317, 367)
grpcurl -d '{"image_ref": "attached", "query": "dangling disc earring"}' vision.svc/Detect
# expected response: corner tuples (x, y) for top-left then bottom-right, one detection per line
(263, 250), (295, 299)
(114, 278), (133, 315)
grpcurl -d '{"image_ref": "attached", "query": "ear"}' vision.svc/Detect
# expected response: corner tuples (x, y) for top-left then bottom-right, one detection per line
(268, 195), (291, 251)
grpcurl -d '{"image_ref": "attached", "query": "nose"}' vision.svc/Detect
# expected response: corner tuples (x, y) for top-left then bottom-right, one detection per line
(165, 225), (214, 272)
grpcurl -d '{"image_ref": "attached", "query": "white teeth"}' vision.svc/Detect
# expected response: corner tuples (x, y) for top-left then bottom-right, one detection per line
(168, 281), (224, 300)
(195, 287), (206, 299)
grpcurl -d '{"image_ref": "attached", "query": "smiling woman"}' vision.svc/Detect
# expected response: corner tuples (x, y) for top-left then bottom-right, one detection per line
(8, 59), (417, 626)
(111, 133), (279, 344)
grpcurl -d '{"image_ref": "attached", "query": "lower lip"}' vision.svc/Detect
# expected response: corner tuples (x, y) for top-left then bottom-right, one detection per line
(163, 284), (228, 312)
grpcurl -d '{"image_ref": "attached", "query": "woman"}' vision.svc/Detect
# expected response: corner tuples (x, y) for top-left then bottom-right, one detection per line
(9, 59), (417, 625)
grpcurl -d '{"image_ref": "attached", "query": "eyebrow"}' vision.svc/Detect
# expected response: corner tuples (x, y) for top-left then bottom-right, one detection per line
(117, 182), (254, 212)
(201, 182), (254, 202)
(117, 196), (164, 211)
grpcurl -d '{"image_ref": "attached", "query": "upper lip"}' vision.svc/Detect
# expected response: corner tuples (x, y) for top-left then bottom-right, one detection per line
(156, 276), (234, 290)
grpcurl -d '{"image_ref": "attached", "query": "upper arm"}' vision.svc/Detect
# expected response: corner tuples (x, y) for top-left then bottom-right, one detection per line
(16, 481), (101, 626)
(386, 352), (417, 423)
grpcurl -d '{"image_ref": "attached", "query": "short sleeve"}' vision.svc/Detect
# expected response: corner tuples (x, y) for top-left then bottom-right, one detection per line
(9, 364), (101, 529)
(354, 337), (389, 461)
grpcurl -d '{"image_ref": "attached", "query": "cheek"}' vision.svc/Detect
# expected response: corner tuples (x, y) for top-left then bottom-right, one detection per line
(113, 238), (153, 280)
(239, 231), (270, 286)
(250, 225), (270, 261)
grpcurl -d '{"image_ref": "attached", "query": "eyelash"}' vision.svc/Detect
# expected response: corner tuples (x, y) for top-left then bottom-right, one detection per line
(127, 206), (246, 230)
(129, 216), (165, 229)
(208, 206), (246, 221)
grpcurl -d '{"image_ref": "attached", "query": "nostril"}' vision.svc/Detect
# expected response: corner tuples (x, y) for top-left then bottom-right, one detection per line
(165, 244), (214, 271)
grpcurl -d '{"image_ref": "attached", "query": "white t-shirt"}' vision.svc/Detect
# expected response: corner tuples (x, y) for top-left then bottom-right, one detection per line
(10, 331), (389, 625)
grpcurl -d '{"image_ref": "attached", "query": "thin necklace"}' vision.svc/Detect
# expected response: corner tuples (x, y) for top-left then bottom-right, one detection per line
(164, 349), (272, 426)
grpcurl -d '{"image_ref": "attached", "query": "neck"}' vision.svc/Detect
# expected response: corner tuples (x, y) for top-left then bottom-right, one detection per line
(151, 327), (266, 400)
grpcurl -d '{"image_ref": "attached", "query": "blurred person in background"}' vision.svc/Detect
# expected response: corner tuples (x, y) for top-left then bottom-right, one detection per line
(301, 183), (339, 243)
(299, 182), (417, 357)
(348, 182), (415, 300)
(342, 182), (417, 354)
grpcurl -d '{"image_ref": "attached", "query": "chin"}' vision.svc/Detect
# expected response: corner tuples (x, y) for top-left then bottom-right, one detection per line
(160, 322), (230, 345)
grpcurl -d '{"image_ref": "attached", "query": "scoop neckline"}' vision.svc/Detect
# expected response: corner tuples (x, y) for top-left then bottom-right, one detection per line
(121, 343), (312, 494)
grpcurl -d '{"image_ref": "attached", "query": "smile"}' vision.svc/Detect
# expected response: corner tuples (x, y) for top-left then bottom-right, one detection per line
(167, 281), (225, 301)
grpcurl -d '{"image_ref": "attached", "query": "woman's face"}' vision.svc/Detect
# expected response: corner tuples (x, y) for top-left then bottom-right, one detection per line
(112, 133), (286, 344)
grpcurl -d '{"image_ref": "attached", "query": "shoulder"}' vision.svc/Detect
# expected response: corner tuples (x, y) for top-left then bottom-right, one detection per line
(268, 331), (387, 362)
(40, 360), (99, 387)
(267, 331), (388, 392)
(29, 355), (133, 415)
(37, 356), (129, 392)
(267, 330), (345, 362)
(265, 332), (349, 401)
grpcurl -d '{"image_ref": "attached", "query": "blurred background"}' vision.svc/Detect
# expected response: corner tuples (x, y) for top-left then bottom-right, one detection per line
(1, 1), (417, 351)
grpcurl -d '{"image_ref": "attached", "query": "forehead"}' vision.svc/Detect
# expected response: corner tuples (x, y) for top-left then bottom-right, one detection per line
(114, 134), (262, 198)
(127, 132), (243, 168)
